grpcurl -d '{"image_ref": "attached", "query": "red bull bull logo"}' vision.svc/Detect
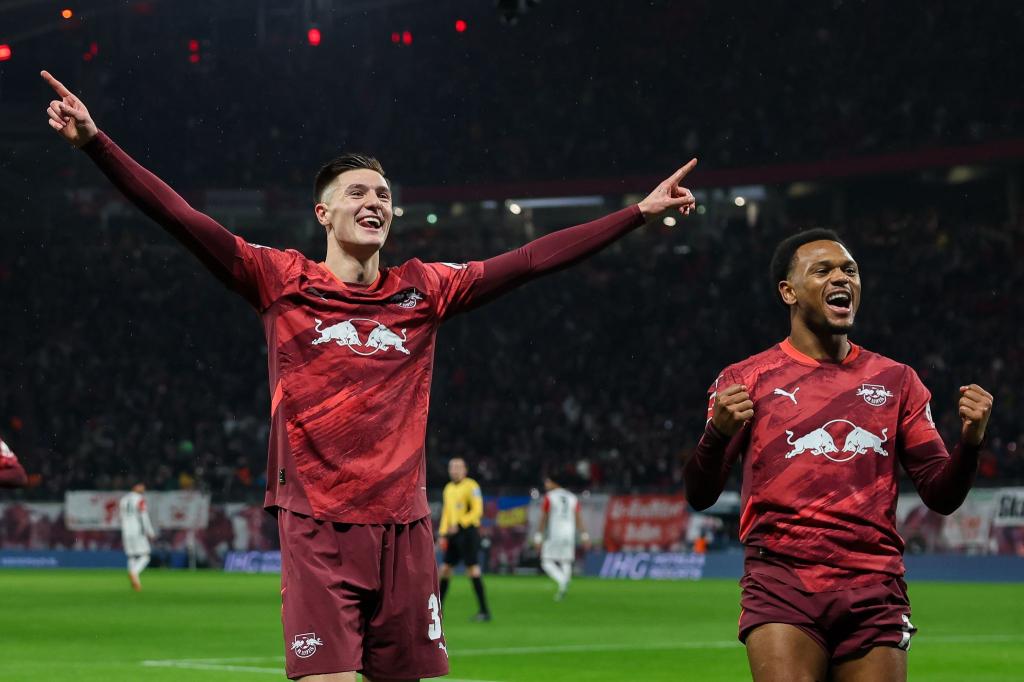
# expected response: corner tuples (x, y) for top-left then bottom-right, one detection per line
(785, 419), (889, 462)
(311, 318), (410, 356)
(290, 632), (324, 659)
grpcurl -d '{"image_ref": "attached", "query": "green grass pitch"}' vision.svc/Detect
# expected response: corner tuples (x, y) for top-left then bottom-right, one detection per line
(2, 570), (1023, 680)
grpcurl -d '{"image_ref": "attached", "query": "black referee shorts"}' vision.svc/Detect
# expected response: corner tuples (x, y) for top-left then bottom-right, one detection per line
(443, 526), (481, 567)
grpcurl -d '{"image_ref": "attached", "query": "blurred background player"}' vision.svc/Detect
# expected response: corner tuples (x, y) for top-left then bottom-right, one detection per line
(0, 436), (27, 489)
(685, 229), (993, 682)
(119, 482), (156, 591)
(439, 457), (491, 621)
(534, 475), (590, 601)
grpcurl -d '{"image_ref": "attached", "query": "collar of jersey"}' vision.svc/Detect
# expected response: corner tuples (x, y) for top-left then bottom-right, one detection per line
(316, 262), (386, 296)
(780, 337), (861, 367)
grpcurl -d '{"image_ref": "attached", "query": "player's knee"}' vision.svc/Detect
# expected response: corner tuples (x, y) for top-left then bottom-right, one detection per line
(439, 564), (453, 578)
(467, 564), (481, 578)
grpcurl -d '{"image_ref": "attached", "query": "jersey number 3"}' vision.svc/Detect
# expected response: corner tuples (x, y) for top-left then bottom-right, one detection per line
(427, 593), (442, 641)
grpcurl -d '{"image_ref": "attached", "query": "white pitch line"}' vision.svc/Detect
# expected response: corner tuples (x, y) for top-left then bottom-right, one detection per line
(142, 660), (500, 681)
(140, 633), (1024, 674)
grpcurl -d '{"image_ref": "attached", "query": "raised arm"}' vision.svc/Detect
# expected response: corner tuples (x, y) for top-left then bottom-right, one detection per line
(684, 383), (752, 510)
(462, 160), (698, 308)
(41, 71), (257, 299)
(900, 382), (993, 515)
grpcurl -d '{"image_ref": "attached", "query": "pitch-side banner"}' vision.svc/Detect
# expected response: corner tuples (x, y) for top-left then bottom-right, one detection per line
(603, 494), (689, 552)
(64, 490), (211, 530)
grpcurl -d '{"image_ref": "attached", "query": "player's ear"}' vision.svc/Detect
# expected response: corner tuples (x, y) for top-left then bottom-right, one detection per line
(314, 202), (331, 228)
(778, 280), (797, 305)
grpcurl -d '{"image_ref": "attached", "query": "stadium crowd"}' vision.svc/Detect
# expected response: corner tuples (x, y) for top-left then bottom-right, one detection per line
(2, 193), (1022, 501)
(13, 2), (1020, 190)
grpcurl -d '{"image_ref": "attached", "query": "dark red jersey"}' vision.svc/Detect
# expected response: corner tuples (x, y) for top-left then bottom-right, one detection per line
(250, 251), (489, 522)
(686, 339), (978, 591)
(83, 132), (646, 524)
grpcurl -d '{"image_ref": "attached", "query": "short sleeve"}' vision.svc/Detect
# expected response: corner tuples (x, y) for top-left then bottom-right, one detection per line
(417, 261), (486, 319)
(899, 366), (940, 450)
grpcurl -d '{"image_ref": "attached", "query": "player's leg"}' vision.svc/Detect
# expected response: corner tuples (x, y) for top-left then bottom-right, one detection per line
(362, 519), (448, 682)
(279, 511), (376, 680)
(126, 554), (142, 591)
(739, 571), (831, 682)
(745, 624), (829, 682)
(540, 557), (564, 589)
(827, 578), (914, 682)
(438, 528), (461, 606)
(464, 527), (491, 620)
(829, 646), (906, 682)
(557, 559), (573, 598)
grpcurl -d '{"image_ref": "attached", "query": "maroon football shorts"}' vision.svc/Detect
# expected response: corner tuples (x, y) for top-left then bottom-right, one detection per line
(278, 510), (449, 680)
(738, 570), (916, 661)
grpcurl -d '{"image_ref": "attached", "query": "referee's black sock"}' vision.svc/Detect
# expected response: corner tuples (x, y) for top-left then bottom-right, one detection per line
(471, 575), (490, 614)
(439, 577), (450, 605)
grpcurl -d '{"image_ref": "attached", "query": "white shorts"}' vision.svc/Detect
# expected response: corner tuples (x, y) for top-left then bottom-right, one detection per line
(123, 534), (151, 557)
(541, 539), (575, 562)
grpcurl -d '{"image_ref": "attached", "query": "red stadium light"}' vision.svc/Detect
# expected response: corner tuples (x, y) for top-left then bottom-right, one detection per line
(455, 19), (467, 32)
(307, 27), (321, 46)
(0, 44), (10, 62)
(391, 32), (400, 43)
(89, 41), (99, 56)
(188, 39), (199, 52)
(189, 53), (200, 64)
(401, 30), (413, 45)
(61, 8), (74, 19)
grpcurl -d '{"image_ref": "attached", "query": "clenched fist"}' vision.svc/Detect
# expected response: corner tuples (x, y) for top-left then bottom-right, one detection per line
(959, 384), (993, 447)
(712, 384), (753, 437)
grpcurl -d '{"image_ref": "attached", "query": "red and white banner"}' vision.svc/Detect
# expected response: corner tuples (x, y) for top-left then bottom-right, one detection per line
(64, 490), (210, 531)
(603, 494), (689, 552)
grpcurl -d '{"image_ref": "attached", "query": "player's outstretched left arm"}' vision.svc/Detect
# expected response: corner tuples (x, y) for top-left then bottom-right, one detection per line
(449, 161), (697, 312)
(901, 381), (994, 515)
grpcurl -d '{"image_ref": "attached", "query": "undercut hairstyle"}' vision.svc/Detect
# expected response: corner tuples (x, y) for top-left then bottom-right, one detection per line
(769, 228), (848, 305)
(314, 153), (387, 203)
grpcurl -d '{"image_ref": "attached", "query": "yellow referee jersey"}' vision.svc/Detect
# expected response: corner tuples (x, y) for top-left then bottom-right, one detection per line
(439, 477), (483, 534)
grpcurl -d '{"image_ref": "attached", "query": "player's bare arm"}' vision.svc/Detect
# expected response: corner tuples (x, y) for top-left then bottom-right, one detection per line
(958, 383), (993, 447)
(42, 70), (98, 147)
(711, 384), (753, 437)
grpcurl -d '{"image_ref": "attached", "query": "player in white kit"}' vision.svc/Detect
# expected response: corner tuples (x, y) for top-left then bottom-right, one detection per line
(535, 476), (590, 601)
(119, 482), (156, 591)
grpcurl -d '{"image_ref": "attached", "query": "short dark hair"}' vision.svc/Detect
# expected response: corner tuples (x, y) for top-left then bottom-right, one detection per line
(769, 228), (847, 305)
(314, 153), (387, 203)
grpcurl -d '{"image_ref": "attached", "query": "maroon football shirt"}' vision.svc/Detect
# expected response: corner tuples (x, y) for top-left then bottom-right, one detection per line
(687, 339), (979, 591)
(83, 132), (646, 524)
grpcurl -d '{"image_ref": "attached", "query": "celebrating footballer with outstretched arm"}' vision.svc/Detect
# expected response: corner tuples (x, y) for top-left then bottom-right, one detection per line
(684, 229), (993, 682)
(43, 70), (698, 682)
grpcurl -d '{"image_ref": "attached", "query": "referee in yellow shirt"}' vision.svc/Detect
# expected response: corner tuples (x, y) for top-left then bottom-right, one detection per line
(438, 457), (491, 621)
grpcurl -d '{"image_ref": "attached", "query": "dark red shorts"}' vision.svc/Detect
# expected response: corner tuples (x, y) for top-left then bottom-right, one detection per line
(278, 510), (449, 680)
(738, 570), (917, 661)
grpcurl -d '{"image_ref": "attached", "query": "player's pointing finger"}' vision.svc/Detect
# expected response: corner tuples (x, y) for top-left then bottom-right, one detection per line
(41, 70), (73, 98)
(669, 158), (698, 184)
